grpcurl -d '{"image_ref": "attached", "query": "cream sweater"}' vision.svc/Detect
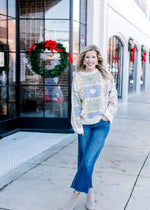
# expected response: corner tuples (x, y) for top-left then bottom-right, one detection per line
(71, 69), (118, 134)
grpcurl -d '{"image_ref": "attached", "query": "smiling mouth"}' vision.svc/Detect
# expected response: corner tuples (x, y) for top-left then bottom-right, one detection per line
(87, 63), (94, 66)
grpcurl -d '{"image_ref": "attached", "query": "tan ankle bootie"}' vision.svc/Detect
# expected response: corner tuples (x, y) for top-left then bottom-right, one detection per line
(86, 188), (95, 210)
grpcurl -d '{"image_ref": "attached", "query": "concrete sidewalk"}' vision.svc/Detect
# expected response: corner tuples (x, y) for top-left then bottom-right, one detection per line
(0, 91), (150, 210)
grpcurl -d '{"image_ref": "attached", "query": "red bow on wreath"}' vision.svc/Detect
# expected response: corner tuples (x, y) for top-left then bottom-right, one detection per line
(29, 40), (73, 64)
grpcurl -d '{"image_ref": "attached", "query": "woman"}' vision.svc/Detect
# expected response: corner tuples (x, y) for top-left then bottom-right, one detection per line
(65, 45), (118, 210)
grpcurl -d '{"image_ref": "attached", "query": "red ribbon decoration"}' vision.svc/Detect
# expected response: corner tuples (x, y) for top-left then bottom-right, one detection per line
(29, 43), (36, 53)
(143, 52), (146, 63)
(29, 40), (73, 64)
(113, 57), (118, 62)
(131, 47), (136, 61)
(131, 52), (135, 61)
(132, 47), (136, 53)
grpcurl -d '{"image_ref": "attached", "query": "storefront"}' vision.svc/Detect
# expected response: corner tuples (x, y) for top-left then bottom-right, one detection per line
(128, 42), (138, 93)
(107, 36), (124, 98)
(0, 0), (87, 137)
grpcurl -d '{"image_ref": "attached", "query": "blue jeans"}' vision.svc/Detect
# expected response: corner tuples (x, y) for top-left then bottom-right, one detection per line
(71, 119), (110, 194)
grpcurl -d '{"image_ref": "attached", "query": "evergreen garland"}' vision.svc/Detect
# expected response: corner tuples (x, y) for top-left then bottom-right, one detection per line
(128, 37), (134, 60)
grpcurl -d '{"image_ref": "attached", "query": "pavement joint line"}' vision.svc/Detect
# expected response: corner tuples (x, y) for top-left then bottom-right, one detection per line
(128, 102), (150, 105)
(105, 145), (150, 151)
(124, 151), (150, 210)
(0, 136), (75, 192)
(140, 175), (150, 179)
(116, 117), (150, 122)
(38, 164), (76, 169)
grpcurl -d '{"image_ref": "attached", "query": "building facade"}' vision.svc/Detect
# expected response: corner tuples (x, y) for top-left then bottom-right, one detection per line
(87, 0), (150, 102)
(0, 0), (150, 136)
(0, 0), (87, 136)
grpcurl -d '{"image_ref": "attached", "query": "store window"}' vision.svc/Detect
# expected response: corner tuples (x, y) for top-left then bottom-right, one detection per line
(20, 0), (70, 118)
(107, 36), (123, 98)
(0, 0), (16, 122)
(19, 0), (87, 120)
(128, 45), (138, 93)
(0, 0), (87, 134)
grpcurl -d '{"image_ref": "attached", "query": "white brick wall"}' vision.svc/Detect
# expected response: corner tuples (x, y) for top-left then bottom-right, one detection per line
(87, 0), (100, 46)
(87, 0), (108, 63)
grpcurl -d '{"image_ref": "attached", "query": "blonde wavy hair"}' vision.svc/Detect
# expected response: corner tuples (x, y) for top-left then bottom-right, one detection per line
(76, 45), (112, 81)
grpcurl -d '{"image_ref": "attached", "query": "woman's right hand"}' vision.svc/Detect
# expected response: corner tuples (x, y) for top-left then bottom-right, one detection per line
(102, 115), (109, 121)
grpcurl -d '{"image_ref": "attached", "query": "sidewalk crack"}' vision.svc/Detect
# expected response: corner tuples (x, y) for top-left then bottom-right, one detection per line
(124, 151), (150, 209)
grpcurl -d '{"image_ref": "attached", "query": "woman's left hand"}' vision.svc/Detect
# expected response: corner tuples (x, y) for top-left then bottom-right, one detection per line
(102, 115), (109, 121)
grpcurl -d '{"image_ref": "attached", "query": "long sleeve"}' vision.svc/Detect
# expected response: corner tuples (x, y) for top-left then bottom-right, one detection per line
(71, 74), (84, 134)
(104, 78), (118, 123)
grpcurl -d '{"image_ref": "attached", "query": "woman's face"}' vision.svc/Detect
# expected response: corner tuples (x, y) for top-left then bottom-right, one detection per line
(83, 50), (98, 71)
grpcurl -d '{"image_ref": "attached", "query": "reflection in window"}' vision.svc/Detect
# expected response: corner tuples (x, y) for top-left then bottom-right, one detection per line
(45, 0), (69, 19)
(8, 0), (16, 17)
(0, 87), (8, 120)
(9, 85), (16, 117)
(20, 19), (44, 51)
(0, 1), (7, 15)
(8, 18), (16, 51)
(20, 84), (68, 118)
(0, 15), (7, 45)
(107, 36), (123, 98)
(45, 20), (69, 50)
(20, 0), (44, 19)
(9, 52), (16, 84)
(0, 69), (7, 85)
(20, 53), (44, 85)
(128, 45), (137, 93)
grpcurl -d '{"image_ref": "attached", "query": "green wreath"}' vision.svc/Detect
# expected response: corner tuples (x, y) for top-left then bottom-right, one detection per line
(29, 40), (72, 78)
